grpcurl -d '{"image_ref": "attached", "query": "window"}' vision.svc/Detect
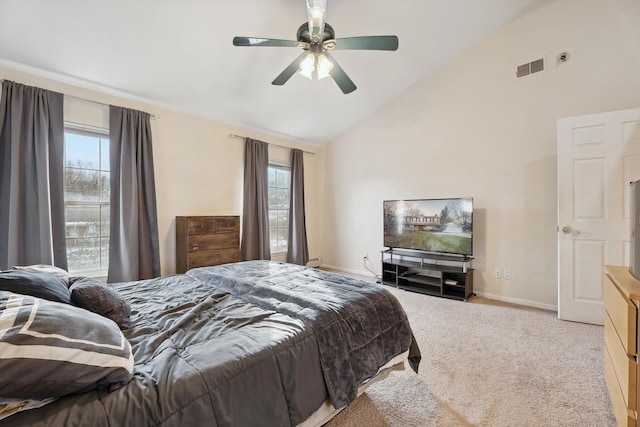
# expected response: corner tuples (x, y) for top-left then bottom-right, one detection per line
(63, 128), (110, 275)
(268, 163), (290, 253)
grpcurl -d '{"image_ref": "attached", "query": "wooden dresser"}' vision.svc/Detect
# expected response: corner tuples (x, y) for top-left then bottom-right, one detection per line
(176, 216), (240, 274)
(604, 265), (640, 426)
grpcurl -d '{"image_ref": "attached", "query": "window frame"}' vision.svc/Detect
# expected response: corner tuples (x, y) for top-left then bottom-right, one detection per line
(63, 124), (111, 277)
(267, 161), (291, 254)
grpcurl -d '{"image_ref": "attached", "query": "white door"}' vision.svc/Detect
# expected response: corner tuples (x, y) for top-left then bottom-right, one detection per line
(558, 108), (640, 325)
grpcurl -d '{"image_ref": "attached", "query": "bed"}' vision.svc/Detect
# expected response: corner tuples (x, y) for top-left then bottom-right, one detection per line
(0, 261), (421, 426)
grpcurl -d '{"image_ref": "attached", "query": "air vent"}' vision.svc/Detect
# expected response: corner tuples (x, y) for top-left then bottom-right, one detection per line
(516, 58), (545, 78)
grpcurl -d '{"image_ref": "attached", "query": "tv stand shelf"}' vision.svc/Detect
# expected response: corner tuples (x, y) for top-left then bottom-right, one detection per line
(381, 249), (474, 301)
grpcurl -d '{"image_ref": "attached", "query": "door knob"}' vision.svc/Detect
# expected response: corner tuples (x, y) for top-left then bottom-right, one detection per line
(562, 226), (580, 235)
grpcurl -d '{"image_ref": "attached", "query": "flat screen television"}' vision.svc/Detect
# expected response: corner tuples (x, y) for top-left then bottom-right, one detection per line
(383, 197), (473, 256)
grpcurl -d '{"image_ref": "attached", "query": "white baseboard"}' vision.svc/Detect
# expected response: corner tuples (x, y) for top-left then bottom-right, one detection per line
(474, 291), (558, 312)
(320, 264), (378, 281)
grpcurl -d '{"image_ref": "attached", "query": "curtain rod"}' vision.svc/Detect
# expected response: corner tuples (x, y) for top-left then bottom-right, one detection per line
(228, 133), (315, 155)
(65, 93), (159, 120)
(0, 79), (158, 120)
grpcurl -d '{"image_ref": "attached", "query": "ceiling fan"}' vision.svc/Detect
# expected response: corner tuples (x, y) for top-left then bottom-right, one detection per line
(232, 0), (399, 94)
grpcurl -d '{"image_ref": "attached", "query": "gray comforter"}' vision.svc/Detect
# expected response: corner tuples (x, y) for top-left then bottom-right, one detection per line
(3, 261), (420, 426)
(187, 261), (421, 409)
(3, 274), (327, 426)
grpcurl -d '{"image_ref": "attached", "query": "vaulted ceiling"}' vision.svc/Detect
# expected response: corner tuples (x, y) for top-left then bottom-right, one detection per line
(0, 0), (543, 145)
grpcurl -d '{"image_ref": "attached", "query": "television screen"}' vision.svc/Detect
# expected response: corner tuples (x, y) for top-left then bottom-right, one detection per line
(383, 198), (473, 256)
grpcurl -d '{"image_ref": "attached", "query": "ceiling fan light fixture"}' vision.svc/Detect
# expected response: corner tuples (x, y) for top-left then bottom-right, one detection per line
(316, 53), (333, 80)
(298, 52), (316, 80)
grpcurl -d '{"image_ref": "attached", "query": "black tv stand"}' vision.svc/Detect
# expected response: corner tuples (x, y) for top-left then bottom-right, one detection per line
(381, 249), (474, 301)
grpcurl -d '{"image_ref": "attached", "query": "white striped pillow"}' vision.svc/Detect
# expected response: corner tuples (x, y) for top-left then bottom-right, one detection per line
(0, 291), (134, 399)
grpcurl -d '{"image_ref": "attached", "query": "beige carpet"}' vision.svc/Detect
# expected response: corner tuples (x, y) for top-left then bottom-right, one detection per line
(324, 283), (616, 427)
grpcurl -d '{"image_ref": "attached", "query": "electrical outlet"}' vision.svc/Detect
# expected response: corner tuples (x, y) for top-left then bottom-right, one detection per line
(494, 268), (502, 279)
(503, 268), (512, 280)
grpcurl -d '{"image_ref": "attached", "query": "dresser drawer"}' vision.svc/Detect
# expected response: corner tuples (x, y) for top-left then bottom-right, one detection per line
(215, 217), (240, 233)
(187, 249), (240, 269)
(187, 216), (239, 236)
(605, 345), (637, 427)
(604, 273), (637, 355)
(187, 217), (218, 235)
(188, 233), (240, 252)
(605, 312), (637, 409)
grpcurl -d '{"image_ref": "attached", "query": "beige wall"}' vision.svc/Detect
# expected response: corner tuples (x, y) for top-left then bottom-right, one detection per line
(321, 0), (640, 309)
(0, 66), (324, 276)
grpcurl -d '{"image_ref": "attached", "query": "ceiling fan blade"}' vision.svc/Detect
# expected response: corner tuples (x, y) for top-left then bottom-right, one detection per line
(272, 52), (308, 86)
(333, 36), (399, 51)
(233, 37), (300, 48)
(325, 52), (357, 94)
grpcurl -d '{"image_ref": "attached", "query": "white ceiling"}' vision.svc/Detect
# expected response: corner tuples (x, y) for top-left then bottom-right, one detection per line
(0, 0), (543, 145)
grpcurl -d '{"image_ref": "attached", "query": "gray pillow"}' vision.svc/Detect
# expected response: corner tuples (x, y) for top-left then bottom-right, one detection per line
(0, 291), (134, 399)
(69, 277), (132, 330)
(0, 270), (71, 304)
(12, 264), (70, 285)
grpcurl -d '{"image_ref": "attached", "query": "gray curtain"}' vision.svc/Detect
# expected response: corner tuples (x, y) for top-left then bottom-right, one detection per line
(108, 105), (160, 282)
(287, 149), (309, 265)
(0, 81), (67, 270)
(241, 138), (271, 261)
